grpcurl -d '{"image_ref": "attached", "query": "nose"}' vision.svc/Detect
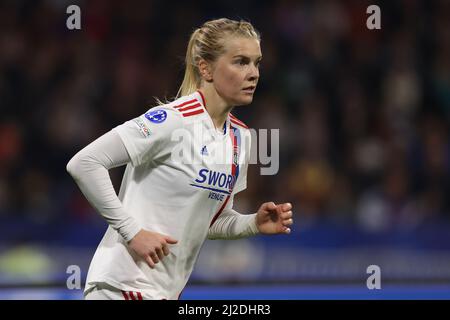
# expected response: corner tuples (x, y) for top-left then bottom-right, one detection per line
(248, 63), (259, 82)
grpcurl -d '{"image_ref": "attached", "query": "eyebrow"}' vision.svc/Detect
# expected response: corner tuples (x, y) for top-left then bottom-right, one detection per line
(232, 54), (263, 60)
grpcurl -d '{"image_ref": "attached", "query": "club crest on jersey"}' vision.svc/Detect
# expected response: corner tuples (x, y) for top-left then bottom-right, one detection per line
(145, 109), (167, 123)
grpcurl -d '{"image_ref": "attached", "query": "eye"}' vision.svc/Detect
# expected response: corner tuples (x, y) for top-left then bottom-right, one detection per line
(236, 59), (248, 66)
(234, 57), (250, 66)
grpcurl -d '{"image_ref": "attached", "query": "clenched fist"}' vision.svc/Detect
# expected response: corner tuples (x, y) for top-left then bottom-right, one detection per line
(255, 202), (293, 235)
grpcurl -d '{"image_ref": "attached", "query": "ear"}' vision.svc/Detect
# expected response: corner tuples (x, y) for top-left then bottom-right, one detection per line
(198, 59), (213, 82)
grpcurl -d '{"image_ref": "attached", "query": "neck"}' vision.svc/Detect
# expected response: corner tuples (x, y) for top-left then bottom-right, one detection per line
(198, 85), (233, 131)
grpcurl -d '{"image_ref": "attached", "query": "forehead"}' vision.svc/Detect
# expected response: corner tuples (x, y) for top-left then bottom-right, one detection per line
(222, 36), (262, 58)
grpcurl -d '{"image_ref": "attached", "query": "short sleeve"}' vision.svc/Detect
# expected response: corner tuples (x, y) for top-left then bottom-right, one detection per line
(232, 129), (251, 194)
(113, 106), (183, 167)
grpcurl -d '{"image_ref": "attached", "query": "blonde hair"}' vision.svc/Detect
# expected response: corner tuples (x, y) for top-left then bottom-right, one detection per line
(177, 18), (260, 98)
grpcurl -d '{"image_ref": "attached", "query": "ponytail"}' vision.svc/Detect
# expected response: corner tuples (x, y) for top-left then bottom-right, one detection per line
(177, 29), (201, 98)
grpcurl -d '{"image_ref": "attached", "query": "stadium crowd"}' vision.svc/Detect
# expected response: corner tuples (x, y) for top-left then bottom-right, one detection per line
(0, 0), (449, 238)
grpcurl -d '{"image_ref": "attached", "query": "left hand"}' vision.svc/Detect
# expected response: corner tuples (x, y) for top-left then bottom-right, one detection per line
(255, 202), (293, 235)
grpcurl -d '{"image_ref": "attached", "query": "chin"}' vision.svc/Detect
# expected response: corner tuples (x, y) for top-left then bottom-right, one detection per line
(235, 94), (254, 106)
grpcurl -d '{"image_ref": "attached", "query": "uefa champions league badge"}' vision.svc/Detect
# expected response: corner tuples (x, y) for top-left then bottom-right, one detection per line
(145, 109), (167, 123)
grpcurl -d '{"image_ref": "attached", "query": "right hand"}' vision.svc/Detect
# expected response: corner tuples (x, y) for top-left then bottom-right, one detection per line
(128, 229), (178, 268)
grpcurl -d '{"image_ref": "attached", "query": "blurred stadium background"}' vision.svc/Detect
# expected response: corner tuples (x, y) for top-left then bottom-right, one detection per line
(1, 0), (450, 299)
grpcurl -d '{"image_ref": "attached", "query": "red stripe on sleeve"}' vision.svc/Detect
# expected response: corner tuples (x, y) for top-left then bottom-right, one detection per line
(129, 291), (136, 300)
(177, 103), (201, 112)
(182, 109), (204, 117)
(121, 291), (129, 300)
(174, 98), (197, 108)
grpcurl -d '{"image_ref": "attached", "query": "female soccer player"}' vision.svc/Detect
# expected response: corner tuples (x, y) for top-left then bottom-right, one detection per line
(67, 18), (294, 300)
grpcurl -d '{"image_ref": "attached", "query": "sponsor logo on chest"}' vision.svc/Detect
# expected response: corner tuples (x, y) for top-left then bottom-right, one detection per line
(189, 168), (236, 202)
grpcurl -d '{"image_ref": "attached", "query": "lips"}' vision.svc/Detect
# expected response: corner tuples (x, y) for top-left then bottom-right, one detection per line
(242, 86), (256, 92)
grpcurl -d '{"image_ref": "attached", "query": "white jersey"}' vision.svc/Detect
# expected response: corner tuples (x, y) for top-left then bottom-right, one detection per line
(84, 91), (251, 299)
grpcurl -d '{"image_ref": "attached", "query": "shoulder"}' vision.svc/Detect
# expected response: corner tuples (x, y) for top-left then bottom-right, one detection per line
(137, 92), (207, 133)
(141, 93), (206, 127)
(141, 94), (201, 129)
(137, 105), (182, 135)
(166, 93), (206, 121)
